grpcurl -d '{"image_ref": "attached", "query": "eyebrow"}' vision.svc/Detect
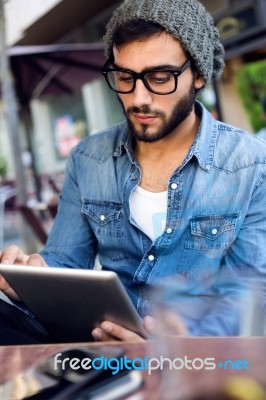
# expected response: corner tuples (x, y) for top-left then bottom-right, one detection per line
(112, 63), (182, 73)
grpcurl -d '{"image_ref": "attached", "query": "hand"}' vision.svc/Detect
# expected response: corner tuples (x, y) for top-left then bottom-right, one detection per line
(91, 320), (147, 343)
(91, 314), (187, 342)
(91, 316), (158, 342)
(0, 245), (46, 300)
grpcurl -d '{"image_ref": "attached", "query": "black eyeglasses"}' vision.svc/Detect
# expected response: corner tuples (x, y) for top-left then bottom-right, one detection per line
(101, 59), (191, 95)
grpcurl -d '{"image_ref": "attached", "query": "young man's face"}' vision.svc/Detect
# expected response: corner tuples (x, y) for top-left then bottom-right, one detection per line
(113, 33), (204, 143)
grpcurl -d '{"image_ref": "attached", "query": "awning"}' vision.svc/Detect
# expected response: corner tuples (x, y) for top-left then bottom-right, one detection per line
(6, 42), (106, 105)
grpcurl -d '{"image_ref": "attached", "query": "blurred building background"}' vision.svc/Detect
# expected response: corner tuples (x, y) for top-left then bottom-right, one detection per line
(1, 0), (266, 180)
(0, 0), (266, 249)
(1, 0), (124, 185)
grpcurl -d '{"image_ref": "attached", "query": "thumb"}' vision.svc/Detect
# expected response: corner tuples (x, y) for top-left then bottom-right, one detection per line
(143, 315), (158, 336)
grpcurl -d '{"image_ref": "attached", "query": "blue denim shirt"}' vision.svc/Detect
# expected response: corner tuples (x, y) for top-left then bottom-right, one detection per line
(41, 102), (266, 335)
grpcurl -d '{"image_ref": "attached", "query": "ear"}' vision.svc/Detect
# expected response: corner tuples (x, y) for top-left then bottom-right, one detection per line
(194, 73), (205, 90)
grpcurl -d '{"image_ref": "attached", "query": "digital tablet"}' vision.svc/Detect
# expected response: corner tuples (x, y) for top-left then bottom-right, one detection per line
(0, 264), (147, 343)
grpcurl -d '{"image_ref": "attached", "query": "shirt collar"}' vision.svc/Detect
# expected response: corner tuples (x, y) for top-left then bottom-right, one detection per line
(113, 124), (136, 164)
(192, 101), (218, 171)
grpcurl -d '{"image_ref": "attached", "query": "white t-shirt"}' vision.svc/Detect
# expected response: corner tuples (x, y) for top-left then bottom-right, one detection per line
(130, 185), (168, 241)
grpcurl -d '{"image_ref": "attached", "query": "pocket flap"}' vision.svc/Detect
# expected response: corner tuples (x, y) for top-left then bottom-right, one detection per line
(190, 214), (239, 241)
(82, 199), (122, 225)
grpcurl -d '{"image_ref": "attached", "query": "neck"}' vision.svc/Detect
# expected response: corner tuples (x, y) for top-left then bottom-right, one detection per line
(132, 110), (201, 192)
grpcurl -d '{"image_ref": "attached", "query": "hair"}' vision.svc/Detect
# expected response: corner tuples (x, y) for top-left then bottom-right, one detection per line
(111, 19), (201, 92)
(112, 19), (164, 49)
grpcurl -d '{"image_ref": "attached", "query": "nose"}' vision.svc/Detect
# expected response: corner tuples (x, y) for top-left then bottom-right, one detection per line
(131, 79), (153, 108)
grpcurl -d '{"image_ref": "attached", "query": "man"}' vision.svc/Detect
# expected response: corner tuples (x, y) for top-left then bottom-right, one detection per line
(1, 0), (266, 344)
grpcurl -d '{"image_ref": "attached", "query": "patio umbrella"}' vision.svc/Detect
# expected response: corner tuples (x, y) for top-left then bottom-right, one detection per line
(7, 42), (106, 105)
(2, 43), (106, 200)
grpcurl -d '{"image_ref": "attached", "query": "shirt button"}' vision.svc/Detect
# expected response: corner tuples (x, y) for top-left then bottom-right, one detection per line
(171, 183), (178, 190)
(166, 228), (172, 234)
(148, 255), (155, 262)
(212, 228), (218, 235)
(100, 215), (106, 221)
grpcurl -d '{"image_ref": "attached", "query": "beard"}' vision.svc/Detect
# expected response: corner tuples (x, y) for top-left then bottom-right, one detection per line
(119, 82), (196, 143)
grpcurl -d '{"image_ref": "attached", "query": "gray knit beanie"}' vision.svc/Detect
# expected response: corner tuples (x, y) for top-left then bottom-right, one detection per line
(103, 0), (224, 83)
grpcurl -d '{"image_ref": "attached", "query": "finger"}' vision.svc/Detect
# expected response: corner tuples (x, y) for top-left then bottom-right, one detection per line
(27, 254), (47, 267)
(0, 245), (29, 265)
(159, 309), (188, 336)
(0, 274), (20, 300)
(100, 321), (145, 343)
(0, 274), (10, 292)
(0, 247), (45, 300)
(91, 327), (103, 341)
(144, 315), (158, 336)
(91, 328), (116, 342)
(0, 286), (20, 301)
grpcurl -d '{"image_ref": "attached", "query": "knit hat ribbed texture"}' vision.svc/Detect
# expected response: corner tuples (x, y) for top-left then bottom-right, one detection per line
(103, 0), (224, 83)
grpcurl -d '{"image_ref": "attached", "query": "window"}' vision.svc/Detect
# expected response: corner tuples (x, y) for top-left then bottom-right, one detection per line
(48, 93), (88, 159)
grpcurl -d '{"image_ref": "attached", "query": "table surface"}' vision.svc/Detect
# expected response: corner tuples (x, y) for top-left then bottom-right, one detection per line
(0, 337), (266, 400)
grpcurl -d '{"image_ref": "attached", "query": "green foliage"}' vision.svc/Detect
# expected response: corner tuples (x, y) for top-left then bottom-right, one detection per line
(236, 59), (266, 132)
(0, 154), (7, 178)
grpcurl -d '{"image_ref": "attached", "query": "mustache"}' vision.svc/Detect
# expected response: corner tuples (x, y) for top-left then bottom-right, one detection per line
(127, 105), (165, 117)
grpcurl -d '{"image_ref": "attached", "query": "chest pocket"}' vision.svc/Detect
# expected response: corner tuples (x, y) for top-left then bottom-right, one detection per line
(185, 213), (239, 250)
(81, 199), (122, 237)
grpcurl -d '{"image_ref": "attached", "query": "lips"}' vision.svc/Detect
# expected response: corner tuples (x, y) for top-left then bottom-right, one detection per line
(133, 114), (157, 124)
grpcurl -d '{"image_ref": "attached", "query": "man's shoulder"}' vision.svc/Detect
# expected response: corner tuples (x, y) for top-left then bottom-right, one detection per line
(214, 121), (266, 169)
(256, 127), (266, 140)
(71, 121), (128, 161)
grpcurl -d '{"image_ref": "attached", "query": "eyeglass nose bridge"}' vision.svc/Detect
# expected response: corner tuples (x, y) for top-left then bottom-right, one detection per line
(130, 71), (154, 93)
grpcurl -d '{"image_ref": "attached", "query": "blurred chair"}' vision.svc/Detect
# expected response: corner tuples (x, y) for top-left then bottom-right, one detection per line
(47, 202), (58, 219)
(48, 176), (61, 195)
(18, 204), (48, 244)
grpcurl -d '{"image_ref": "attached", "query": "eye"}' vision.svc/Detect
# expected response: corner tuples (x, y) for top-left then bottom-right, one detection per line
(117, 72), (133, 83)
(146, 71), (173, 85)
